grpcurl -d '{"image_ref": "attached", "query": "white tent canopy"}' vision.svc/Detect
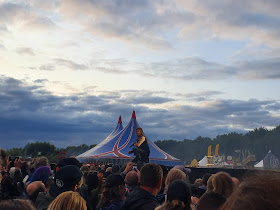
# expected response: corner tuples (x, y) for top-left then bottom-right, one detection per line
(255, 150), (279, 170)
(254, 159), (263, 168)
(198, 156), (208, 167)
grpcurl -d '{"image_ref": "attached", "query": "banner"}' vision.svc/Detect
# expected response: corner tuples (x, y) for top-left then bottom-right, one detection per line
(207, 145), (212, 157)
(215, 144), (219, 156)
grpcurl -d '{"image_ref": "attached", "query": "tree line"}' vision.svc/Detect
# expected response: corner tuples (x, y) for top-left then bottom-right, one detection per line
(7, 142), (96, 163)
(6, 125), (280, 164)
(155, 125), (280, 164)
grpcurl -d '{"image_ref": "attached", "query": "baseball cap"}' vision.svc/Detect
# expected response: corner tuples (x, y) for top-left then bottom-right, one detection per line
(49, 165), (82, 198)
(56, 158), (81, 170)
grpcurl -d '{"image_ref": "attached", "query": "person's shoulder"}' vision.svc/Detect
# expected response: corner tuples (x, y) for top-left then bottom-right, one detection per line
(139, 199), (159, 210)
(100, 200), (124, 210)
(130, 188), (157, 202)
(35, 192), (54, 210)
(156, 193), (166, 204)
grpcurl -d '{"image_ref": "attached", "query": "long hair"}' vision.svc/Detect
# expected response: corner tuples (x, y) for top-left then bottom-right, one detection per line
(221, 171), (280, 210)
(164, 169), (186, 193)
(98, 185), (125, 208)
(206, 175), (214, 192)
(136, 127), (144, 137)
(0, 148), (7, 169)
(156, 199), (191, 210)
(47, 191), (86, 210)
(211, 172), (234, 198)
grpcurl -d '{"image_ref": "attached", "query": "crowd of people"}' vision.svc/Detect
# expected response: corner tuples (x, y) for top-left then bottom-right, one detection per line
(1, 147), (280, 210)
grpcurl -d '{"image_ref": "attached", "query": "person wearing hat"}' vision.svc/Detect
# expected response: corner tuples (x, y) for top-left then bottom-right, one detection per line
(35, 165), (82, 210)
(155, 180), (192, 210)
(56, 157), (81, 171)
(97, 174), (126, 210)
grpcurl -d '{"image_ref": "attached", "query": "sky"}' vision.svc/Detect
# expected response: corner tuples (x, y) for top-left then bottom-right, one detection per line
(0, 0), (280, 149)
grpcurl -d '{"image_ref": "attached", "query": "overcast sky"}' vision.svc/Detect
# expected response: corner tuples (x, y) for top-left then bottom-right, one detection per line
(0, 0), (280, 149)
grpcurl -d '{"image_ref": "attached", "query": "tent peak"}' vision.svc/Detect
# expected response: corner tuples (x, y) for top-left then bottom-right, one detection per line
(132, 110), (136, 119)
(118, 115), (122, 124)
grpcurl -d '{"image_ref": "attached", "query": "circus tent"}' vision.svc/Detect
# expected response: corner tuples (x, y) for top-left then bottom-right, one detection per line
(76, 111), (184, 166)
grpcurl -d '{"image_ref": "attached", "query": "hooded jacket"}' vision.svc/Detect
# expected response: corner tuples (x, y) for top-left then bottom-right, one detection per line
(123, 187), (159, 210)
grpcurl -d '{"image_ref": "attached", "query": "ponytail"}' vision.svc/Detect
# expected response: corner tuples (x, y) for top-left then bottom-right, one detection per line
(171, 200), (185, 209)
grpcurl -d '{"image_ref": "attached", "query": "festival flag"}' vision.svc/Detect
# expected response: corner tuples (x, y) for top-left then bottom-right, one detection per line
(215, 144), (219, 156)
(207, 145), (212, 157)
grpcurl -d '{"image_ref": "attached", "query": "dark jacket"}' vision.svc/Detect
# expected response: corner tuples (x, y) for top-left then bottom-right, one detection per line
(156, 193), (165, 205)
(123, 187), (159, 210)
(0, 170), (24, 200)
(126, 185), (139, 196)
(35, 192), (54, 210)
(99, 199), (124, 210)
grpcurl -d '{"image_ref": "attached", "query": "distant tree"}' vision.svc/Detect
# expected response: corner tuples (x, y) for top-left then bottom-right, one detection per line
(24, 142), (56, 157)
(65, 144), (96, 157)
(155, 126), (280, 164)
(6, 147), (24, 156)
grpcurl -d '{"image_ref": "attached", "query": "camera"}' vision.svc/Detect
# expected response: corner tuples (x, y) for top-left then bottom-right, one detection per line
(132, 165), (137, 171)
(9, 156), (19, 168)
(9, 156), (19, 161)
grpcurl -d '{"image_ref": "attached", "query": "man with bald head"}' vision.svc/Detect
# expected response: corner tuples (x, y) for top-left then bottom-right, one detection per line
(125, 170), (139, 195)
(26, 181), (47, 204)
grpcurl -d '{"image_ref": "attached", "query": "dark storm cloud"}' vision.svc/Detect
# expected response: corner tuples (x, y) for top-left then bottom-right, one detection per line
(133, 98), (280, 142)
(265, 102), (280, 111)
(0, 76), (112, 148)
(0, 75), (279, 149)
